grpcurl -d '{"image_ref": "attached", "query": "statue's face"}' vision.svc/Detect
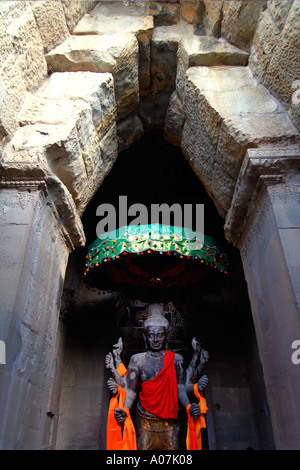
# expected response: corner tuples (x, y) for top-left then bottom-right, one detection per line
(145, 325), (168, 351)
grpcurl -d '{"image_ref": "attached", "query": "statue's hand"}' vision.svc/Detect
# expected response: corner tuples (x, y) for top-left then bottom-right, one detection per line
(189, 403), (200, 419)
(192, 337), (201, 353)
(198, 374), (209, 391)
(113, 337), (123, 355)
(107, 378), (118, 396)
(105, 352), (115, 371)
(113, 337), (123, 366)
(200, 349), (209, 365)
(114, 408), (127, 424)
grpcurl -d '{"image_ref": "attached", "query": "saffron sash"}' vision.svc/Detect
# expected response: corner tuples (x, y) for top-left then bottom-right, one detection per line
(186, 383), (208, 450)
(106, 364), (137, 450)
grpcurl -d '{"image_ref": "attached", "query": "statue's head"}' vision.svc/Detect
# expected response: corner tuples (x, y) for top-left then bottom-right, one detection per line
(143, 303), (169, 351)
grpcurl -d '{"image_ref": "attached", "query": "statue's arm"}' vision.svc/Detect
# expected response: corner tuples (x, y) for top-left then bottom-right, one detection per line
(114, 355), (140, 423)
(123, 355), (139, 410)
(175, 354), (192, 409)
(105, 352), (126, 388)
(175, 354), (200, 419)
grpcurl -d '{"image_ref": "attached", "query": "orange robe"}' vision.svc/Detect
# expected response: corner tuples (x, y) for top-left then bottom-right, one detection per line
(106, 363), (137, 450)
(186, 383), (208, 450)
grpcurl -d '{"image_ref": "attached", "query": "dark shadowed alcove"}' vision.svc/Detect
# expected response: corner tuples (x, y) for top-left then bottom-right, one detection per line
(55, 131), (275, 450)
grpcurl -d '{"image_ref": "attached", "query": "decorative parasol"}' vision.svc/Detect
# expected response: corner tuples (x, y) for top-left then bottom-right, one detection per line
(84, 224), (229, 291)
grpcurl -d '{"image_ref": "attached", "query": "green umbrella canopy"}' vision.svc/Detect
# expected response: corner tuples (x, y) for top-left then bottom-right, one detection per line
(84, 224), (229, 290)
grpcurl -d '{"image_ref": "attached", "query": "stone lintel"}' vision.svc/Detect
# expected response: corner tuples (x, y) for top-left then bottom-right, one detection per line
(224, 147), (300, 247)
(0, 161), (85, 251)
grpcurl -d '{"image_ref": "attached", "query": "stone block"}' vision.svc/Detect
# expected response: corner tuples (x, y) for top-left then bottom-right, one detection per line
(37, 72), (117, 139)
(6, 6), (47, 93)
(30, 0), (70, 53)
(202, 0), (223, 36)
(138, 93), (171, 131)
(117, 112), (144, 153)
(264, 1), (300, 105)
(210, 160), (238, 217)
(181, 65), (299, 217)
(176, 36), (249, 99)
(73, 5), (153, 97)
(221, 0), (266, 52)
(181, 120), (215, 196)
(180, 0), (205, 25)
(72, 122), (119, 216)
(267, 0), (293, 31)
(0, 1), (27, 28)
(248, 9), (280, 83)
(88, 1), (150, 18)
(271, 185), (300, 229)
(0, 14), (13, 68)
(46, 34), (139, 120)
(61, 0), (98, 32)
(6, 109), (90, 202)
(149, 1), (180, 26)
(151, 23), (194, 95)
(164, 90), (185, 147)
(0, 54), (26, 139)
(289, 101), (300, 133)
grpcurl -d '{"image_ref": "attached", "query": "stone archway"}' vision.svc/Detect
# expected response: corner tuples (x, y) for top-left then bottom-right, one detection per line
(0, 0), (299, 450)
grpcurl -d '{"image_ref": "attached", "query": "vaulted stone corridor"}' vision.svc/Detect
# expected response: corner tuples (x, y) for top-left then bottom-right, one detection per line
(0, 1), (299, 451)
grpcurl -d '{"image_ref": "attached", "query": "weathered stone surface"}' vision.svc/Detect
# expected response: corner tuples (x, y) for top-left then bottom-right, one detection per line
(267, 0), (293, 30)
(37, 72), (117, 139)
(78, 121), (118, 215)
(138, 93), (171, 132)
(151, 22), (194, 95)
(4, 70), (118, 210)
(176, 36), (249, 99)
(6, 116), (90, 203)
(180, 0), (205, 25)
(0, 54), (26, 140)
(0, 0), (28, 28)
(150, 1), (180, 26)
(221, 1), (266, 52)
(73, 3), (153, 96)
(225, 147), (300, 246)
(61, 0), (98, 32)
(73, 7), (153, 40)
(0, 13), (13, 68)
(263, 1), (300, 105)
(30, 0), (70, 53)
(117, 112), (144, 153)
(6, 6), (47, 93)
(45, 33), (139, 120)
(164, 90), (185, 147)
(202, 0), (223, 36)
(87, 1), (151, 18)
(0, 1), (47, 139)
(248, 9), (280, 83)
(181, 65), (299, 217)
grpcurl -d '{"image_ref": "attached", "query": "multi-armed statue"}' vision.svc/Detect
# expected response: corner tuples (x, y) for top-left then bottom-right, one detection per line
(105, 303), (209, 450)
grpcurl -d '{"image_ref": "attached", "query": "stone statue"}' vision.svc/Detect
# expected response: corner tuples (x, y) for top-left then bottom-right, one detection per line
(106, 303), (209, 450)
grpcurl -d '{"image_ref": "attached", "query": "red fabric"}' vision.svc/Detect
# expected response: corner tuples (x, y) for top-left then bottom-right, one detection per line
(139, 351), (178, 419)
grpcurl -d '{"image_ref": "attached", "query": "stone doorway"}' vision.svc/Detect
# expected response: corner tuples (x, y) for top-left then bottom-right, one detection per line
(47, 132), (275, 450)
